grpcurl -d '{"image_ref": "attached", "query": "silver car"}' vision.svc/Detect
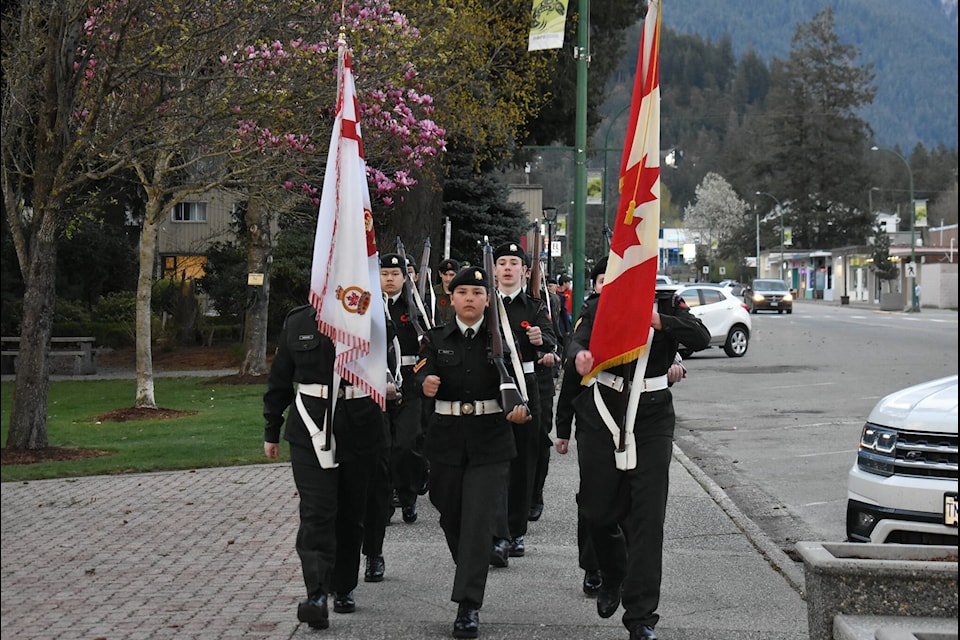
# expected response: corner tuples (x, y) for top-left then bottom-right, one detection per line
(657, 283), (752, 358)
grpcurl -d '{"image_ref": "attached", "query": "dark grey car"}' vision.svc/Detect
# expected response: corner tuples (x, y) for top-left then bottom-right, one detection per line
(744, 279), (793, 314)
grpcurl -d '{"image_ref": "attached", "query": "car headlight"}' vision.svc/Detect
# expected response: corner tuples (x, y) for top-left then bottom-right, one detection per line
(856, 423), (898, 476)
(783, 293), (793, 302)
(752, 293), (765, 302)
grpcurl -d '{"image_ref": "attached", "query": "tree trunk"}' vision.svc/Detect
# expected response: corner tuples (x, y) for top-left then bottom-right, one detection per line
(378, 166), (444, 257)
(134, 200), (161, 409)
(240, 196), (271, 377)
(5, 217), (58, 450)
(4, 6), (73, 450)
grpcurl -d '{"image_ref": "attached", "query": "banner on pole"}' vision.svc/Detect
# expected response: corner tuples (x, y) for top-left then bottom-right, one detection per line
(914, 199), (928, 227)
(528, 0), (570, 51)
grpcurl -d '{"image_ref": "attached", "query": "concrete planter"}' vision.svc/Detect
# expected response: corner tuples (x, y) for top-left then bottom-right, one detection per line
(796, 541), (958, 640)
(879, 292), (904, 311)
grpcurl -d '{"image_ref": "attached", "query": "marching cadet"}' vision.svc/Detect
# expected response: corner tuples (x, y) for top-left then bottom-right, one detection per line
(433, 257), (461, 326)
(528, 264), (563, 523)
(379, 253), (429, 524)
(490, 242), (558, 561)
(263, 304), (385, 629)
(361, 312), (402, 584)
(415, 266), (529, 639)
(553, 257), (709, 640)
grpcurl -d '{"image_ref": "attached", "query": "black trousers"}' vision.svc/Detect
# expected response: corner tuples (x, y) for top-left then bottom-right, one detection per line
(505, 372), (541, 538)
(387, 388), (427, 507)
(429, 459), (510, 607)
(531, 367), (556, 509)
(290, 442), (376, 598)
(575, 388), (675, 631)
(362, 447), (392, 558)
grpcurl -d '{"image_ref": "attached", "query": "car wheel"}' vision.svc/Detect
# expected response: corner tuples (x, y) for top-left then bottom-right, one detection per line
(786, 308), (792, 314)
(723, 325), (748, 357)
(778, 309), (783, 314)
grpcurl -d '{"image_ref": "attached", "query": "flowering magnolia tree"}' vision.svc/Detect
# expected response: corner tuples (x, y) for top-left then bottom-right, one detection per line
(2, 0), (445, 448)
(208, 2), (446, 377)
(223, 4), (446, 209)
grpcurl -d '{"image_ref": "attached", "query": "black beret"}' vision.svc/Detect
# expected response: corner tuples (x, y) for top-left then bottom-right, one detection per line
(590, 256), (608, 284)
(438, 258), (461, 273)
(449, 267), (491, 292)
(493, 242), (529, 266)
(380, 253), (405, 269)
(405, 255), (418, 272)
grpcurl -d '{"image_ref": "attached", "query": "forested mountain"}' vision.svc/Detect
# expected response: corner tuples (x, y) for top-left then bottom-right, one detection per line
(660, 0), (957, 150)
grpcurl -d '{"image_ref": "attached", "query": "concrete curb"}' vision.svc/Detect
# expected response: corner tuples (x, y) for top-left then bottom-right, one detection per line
(672, 443), (807, 594)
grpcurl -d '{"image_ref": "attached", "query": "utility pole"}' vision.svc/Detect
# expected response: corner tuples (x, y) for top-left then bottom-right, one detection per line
(571, 0), (589, 321)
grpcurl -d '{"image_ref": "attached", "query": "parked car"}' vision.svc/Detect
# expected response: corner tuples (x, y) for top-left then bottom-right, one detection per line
(656, 283), (751, 357)
(846, 375), (959, 545)
(743, 278), (793, 314)
(715, 280), (746, 298)
(656, 274), (674, 285)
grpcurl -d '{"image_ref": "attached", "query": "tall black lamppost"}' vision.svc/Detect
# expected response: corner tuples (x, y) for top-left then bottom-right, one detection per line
(542, 206), (558, 279)
(755, 191), (784, 281)
(872, 146), (919, 312)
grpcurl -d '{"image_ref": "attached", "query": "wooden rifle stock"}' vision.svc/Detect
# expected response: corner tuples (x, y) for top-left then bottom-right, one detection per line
(481, 239), (526, 414)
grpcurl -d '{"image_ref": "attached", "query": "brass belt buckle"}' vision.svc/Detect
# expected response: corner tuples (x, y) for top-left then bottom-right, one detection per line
(337, 388), (346, 399)
(461, 402), (475, 415)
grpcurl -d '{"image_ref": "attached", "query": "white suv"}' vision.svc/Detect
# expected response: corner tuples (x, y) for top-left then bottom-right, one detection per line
(656, 283), (751, 358)
(846, 375), (959, 544)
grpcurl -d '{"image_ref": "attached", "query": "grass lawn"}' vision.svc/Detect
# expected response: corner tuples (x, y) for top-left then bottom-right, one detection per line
(1, 376), (288, 482)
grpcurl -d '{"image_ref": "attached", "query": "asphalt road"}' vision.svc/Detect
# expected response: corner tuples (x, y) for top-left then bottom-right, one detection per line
(669, 299), (959, 559)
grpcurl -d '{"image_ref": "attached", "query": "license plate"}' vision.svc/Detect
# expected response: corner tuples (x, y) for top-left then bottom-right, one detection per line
(945, 493), (958, 527)
(770, 302), (778, 307)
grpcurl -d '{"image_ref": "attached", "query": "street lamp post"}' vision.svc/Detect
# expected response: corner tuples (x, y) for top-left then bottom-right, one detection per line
(601, 104), (631, 238)
(755, 214), (761, 278)
(872, 146), (919, 312)
(542, 206), (558, 280)
(755, 191), (784, 281)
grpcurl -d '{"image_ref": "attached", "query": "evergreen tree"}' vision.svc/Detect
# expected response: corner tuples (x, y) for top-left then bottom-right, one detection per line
(758, 8), (877, 249)
(870, 222), (899, 293)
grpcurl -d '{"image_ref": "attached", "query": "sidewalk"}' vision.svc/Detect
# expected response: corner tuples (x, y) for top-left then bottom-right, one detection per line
(1, 432), (808, 639)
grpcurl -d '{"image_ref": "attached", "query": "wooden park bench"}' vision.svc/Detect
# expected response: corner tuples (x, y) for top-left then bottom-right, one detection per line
(1, 336), (98, 376)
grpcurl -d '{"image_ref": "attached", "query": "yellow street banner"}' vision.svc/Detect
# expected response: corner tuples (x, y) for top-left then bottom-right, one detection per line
(914, 199), (928, 227)
(528, 0), (569, 51)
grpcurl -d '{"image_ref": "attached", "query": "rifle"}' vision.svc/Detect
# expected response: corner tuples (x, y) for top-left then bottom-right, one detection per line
(417, 238), (434, 326)
(530, 220), (542, 301)
(395, 236), (427, 339)
(418, 238), (431, 302)
(481, 238), (527, 414)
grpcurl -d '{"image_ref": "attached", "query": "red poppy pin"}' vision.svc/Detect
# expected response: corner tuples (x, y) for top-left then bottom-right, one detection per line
(400, 314), (409, 323)
(521, 321), (530, 329)
(440, 299), (447, 306)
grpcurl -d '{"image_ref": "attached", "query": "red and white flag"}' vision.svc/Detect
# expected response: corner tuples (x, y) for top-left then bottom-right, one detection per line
(585, 0), (661, 380)
(309, 40), (386, 409)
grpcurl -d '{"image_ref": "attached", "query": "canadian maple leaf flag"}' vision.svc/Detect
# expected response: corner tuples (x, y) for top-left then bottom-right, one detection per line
(585, 0), (661, 381)
(309, 40), (387, 410)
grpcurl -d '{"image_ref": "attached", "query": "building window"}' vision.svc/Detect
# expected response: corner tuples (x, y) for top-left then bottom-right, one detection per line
(172, 202), (207, 222)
